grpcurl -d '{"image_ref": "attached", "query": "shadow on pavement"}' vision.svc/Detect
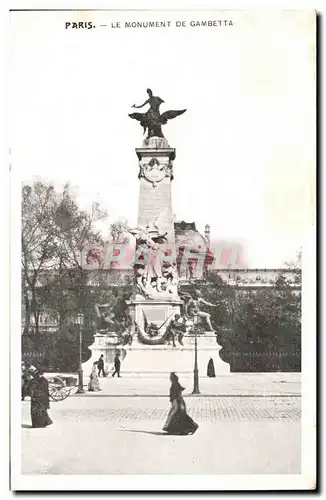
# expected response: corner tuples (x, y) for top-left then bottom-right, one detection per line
(119, 429), (170, 436)
(22, 424), (33, 428)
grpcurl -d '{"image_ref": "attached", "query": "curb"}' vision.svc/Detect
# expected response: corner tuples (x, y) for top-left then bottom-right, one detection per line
(69, 393), (301, 398)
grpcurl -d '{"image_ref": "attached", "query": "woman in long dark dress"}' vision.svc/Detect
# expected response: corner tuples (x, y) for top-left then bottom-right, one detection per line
(163, 372), (198, 435)
(21, 362), (32, 401)
(207, 358), (216, 378)
(29, 367), (53, 428)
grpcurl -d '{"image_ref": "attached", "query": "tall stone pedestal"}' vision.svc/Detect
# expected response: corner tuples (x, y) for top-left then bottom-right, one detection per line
(136, 137), (176, 242)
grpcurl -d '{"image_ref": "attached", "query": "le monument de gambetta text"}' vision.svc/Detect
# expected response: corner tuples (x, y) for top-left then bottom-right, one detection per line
(65, 19), (234, 30)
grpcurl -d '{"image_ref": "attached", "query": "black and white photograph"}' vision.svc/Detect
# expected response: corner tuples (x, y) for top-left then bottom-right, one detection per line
(9, 7), (316, 491)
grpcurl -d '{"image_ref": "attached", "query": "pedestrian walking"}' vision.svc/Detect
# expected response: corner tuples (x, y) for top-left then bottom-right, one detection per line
(112, 351), (121, 378)
(97, 354), (105, 377)
(28, 367), (53, 428)
(163, 372), (198, 435)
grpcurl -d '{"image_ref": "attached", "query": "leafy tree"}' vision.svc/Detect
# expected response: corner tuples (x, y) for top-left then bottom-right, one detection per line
(186, 271), (301, 371)
(21, 181), (107, 335)
(109, 219), (129, 243)
(109, 219), (129, 269)
(22, 182), (61, 335)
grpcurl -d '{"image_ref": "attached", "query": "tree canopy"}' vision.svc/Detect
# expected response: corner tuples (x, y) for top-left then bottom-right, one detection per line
(21, 181), (107, 335)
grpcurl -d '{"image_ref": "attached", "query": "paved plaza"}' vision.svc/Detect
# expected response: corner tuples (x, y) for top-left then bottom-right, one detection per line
(79, 372), (301, 397)
(21, 374), (301, 475)
(45, 372), (301, 397)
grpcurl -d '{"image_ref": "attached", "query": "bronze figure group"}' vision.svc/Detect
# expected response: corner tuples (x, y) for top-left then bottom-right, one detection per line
(129, 89), (186, 139)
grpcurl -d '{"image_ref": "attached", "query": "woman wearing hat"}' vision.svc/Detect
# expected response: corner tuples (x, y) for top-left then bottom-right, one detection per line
(29, 367), (53, 428)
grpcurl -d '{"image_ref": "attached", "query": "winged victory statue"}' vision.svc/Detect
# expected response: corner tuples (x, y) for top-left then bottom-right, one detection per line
(129, 89), (186, 139)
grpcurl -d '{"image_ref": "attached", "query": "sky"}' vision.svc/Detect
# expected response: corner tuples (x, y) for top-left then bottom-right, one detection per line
(10, 10), (315, 267)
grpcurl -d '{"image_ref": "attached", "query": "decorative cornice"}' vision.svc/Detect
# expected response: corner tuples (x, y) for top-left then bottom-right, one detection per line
(135, 148), (176, 161)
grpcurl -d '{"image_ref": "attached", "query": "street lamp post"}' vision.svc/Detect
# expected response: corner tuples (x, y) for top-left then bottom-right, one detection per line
(76, 313), (85, 394)
(192, 314), (200, 395)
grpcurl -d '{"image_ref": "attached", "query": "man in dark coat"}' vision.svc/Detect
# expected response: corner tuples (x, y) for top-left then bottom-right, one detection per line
(97, 354), (105, 377)
(112, 352), (121, 378)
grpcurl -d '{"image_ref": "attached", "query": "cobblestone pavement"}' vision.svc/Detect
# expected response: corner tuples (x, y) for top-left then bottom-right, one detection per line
(21, 395), (301, 475)
(50, 396), (301, 423)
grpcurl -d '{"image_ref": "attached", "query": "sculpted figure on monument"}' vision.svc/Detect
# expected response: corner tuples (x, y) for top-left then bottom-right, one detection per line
(135, 309), (176, 345)
(95, 303), (121, 333)
(128, 218), (169, 298)
(181, 289), (218, 332)
(94, 294), (134, 345)
(129, 88), (186, 139)
(165, 313), (187, 347)
(162, 261), (179, 296)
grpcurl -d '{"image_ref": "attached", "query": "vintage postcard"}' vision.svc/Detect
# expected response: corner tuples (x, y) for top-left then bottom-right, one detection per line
(10, 8), (316, 491)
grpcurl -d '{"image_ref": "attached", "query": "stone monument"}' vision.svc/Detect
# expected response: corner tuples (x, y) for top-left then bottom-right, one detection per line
(83, 90), (230, 376)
